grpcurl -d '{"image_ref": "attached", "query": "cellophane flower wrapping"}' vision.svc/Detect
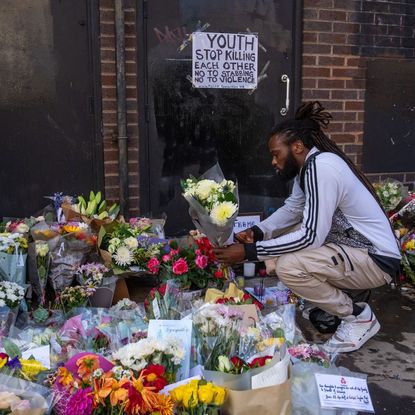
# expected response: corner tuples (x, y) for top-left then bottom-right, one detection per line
(0, 373), (53, 414)
(182, 164), (239, 247)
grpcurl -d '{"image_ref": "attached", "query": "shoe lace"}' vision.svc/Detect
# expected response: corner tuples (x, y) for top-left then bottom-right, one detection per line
(335, 320), (353, 341)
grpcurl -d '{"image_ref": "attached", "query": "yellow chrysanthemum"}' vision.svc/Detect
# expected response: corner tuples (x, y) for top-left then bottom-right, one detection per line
(170, 385), (186, 403)
(210, 202), (237, 226)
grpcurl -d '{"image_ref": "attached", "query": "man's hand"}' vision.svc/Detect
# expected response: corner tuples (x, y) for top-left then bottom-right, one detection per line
(234, 228), (254, 243)
(213, 244), (246, 265)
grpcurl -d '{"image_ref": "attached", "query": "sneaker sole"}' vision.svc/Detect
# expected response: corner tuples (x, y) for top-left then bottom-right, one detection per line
(324, 319), (380, 353)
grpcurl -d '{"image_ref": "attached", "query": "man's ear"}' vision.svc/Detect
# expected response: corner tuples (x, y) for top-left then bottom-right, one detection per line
(291, 139), (305, 155)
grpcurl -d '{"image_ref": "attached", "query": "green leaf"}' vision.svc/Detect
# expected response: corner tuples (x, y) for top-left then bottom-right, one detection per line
(224, 192), (236, 202)
(3, 338), (21, 358)
(38, 265), (46, 279)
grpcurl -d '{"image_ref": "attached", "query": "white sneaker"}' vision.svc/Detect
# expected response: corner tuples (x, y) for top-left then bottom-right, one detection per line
(323, 303), (380, 353)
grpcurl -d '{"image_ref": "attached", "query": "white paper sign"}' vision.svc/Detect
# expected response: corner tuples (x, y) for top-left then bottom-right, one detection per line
(192, 32), (258, 89)
(226, 214), (262, 245)
(315, 373), (374, 413)
(152, 298), (161, 319)
(22, 345), (51, 369)
(148, 319), (193, 381)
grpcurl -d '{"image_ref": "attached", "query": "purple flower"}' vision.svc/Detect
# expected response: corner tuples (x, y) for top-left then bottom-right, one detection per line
(66, 388), (93, 415)
(7, 356), (21, 370)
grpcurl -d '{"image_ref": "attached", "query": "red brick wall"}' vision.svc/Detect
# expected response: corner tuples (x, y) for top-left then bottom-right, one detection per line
(98, 1), (415, 212)
(302, 0), (415, 185)
(99, 0), (140, 216)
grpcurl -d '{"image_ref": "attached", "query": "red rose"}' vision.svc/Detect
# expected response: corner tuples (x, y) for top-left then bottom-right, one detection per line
(172, 258), (188, 275)
(158, 284), (167, 296)
(214, 269), (223, 279)
(249, 356), (273, 369)
(147, 258), (160, 275)
(230, 356), (245, 370)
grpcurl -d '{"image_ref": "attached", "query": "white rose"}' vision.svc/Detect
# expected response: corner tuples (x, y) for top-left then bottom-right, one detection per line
(195, 180), (219, 200)
(218, 355), (232, 372)
(15, 223), (29, 234)
(124, 237), (138, 250)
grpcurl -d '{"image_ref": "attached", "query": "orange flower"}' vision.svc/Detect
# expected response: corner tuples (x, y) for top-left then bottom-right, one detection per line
(96, 376), (129, 407)
(57, 367), (74, 388)
(62, 224), (81, 234)
(154, 393), (174, 415)
(76, 354), (99, 382)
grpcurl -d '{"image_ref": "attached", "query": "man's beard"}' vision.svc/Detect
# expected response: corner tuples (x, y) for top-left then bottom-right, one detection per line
(277, 150), (300, 182)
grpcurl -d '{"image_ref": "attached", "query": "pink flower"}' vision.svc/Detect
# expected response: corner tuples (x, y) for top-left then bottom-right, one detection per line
(195, 249), (201, 256)
(195, 255), (208, 269)
(66, 387), (93, 415)
(172, 258), (188, 275)
(162, 254), (170, 263)
(170, 249), (180, 257)
(147, 258), (160, 274)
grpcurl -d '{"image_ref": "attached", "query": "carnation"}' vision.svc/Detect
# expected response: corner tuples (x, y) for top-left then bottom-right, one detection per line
(114, 245), (133, 267)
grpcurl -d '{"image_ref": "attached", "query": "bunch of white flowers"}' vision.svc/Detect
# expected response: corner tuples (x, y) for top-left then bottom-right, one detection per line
(374, 180), (405, 212)
(182, 177), (238, 226)
(112, 336), (185, 372)
(0, 281), (25, 309)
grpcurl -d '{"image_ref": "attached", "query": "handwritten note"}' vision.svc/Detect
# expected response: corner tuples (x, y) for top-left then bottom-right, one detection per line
(148, 319), (193, 381)
(315, 373), (374, 413)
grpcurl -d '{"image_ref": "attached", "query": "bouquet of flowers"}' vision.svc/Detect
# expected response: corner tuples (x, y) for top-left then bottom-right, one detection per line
(181, 164), (239, 247)
(76, 263), (110, 287)
(56, 286), (96, 314)
(0, 349), (48, 381)
(193, 305), (243, 370)
(3, 220), (30, 235)
(53, 353), (174, 415)
(0, 281), (25, 310)
(169, 379), (226, 415)
(149, 239), (224, 290)
(100, 222), (166, 273)
(112, 336), (185, 383)
(0, 232), (28, 286)
(288, 343), (330, 367)
(216, 354), (273, 375)
(400, 232), (415, 284)
(374, 179), (407, 213)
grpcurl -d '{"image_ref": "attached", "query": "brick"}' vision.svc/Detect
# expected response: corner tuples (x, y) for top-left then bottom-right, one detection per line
(100, 9), (114, 22)
(333, 22), (359, 33)
(357, 112), (364, 121)
(302, 79), (317, 89)
(100, 22), (115, 36)
(331, 89), (359, 99)
(375, 13), (402, 26)
(333, 0), (361, 11)
(362, 1), (390, 13)
(331, 111), (357, 121)
(302, 89), (331, 99)
(332, 45), (352, 54)
(344, 144), (362, 153)
(326, 122), (344, 132)
(347, 33), (374, 45)
(303, 32), (318, 43)
(348, 12), (375, 24)
(402, 37), (415, 49)
(319, 33), (347, 44)
(375, 35), (402, 48)
(387, 25), (414, 37)
(304, 0), (333, 7)
(303, 55), (317, 65)
(346, 57), (366, 67)
(344, 122), (363, 132)
(303, 21), (332, 32)
(390, 3), (415, 16)
(101, 74), (116, 84)
(303, 44), (332, 54)
(101, 62), (116, 73)
(345, 101), (364, 111)
(319, 10), (347, 21)
(318, 79), (346, 89)
(332, 67), (365, 78)
(319, 56), (345, 66)
(329, 133), (356, 143)
(359, 23), (388, 35)
(303, 9), (319, 19)
(101, 49), (116, 61)
(102, 87), (116, 99)
(345, 79), (365, 88)
(319, 100), (344, 110)
(303, 67), (331, 77)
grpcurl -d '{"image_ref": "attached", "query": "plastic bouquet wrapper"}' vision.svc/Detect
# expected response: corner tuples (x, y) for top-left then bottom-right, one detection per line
(47, 231), (94, 292)
(260, 304), (296, 344)
(288, 343), (331, 367)
(0, 373), (53, 415)
(291, 362), (366, 415)
(0, 233), (28, 287)
(27, 242), (51, 306)
(373, 178), (408, 213)
(0, 282), (26, 338)
(181, 163), (239, 247)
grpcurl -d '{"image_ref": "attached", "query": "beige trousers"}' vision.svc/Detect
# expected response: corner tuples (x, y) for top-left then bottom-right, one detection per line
(269, 243), (392, 317)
